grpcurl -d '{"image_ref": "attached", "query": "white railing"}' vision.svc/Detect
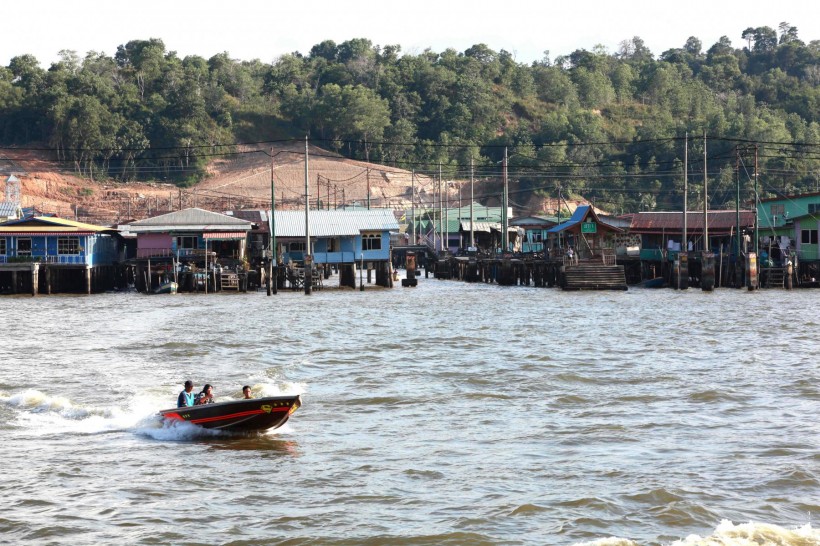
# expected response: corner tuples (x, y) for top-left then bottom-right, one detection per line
(0, 254), (88, 264)
(137, 248), (203, 259)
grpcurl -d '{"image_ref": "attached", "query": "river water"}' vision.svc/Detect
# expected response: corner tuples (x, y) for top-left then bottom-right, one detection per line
(1, 274), (819, 545)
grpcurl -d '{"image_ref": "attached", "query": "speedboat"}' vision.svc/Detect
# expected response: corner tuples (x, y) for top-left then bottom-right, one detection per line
(159, 395), (301, 432)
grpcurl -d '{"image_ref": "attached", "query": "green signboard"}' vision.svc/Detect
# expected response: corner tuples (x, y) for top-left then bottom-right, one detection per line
(581, 222), (597, 233)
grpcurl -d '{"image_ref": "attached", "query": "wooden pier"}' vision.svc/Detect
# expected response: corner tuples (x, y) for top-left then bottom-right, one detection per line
(431, 253), (627, 290)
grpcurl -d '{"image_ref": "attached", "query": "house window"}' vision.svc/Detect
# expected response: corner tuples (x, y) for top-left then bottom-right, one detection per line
(176, 236), (197, 249)
(17, 238), (31, 256)
(0, 239), (5, 255)
(771, 204), (785, 216)
(362, 233), (382, 251)
(809, 203), (820, 214)
(289, 242), (306, 252)
(801, 229), (818, 245)
(58, 237), (81, 255)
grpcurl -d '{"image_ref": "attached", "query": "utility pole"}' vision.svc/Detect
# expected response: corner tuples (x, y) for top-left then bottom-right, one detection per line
(470, 157), (475, 249)
(754, 144), (759, 257)
(680, 132), (688, 290)
(438, 162), (443, 253)
(269, 148), (277, 296)
(444, 167), (449, 254)
(703, 131), (709, 252)
(411, 170), (416, 245)
(736, 146), (741, 262)
(557, 185), (562, 249)
(683, 132), (688, 251)
(366, 167), (371, 209)
(502, 147), (509, 252)
(304, 136), (311, 295)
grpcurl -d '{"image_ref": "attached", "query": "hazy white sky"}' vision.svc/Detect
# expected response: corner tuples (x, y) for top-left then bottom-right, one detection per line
(3, 0), (819, 67)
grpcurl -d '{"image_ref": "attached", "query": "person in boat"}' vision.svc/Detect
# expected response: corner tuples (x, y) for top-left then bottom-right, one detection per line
(196, 384), (215, 405)
(242, 385), (253, 399)
(177, 380), (196, 407)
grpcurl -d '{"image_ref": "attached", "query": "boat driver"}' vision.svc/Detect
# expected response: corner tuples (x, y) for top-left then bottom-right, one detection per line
(177, 380), (196, 407)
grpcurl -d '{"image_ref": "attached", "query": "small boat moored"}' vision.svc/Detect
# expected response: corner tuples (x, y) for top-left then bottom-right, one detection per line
(159, 395), (301, 432)
(154, 281), (178, 294)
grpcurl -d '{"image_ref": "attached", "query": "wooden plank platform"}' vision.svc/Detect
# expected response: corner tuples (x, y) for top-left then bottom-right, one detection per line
(562, 264), (627, 291)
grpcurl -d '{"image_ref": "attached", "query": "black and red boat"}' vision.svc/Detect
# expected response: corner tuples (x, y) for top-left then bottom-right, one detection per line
(159, 395), (302, 432)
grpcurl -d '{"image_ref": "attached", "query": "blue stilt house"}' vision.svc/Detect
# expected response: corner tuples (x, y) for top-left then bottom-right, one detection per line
(0, 216), (121, 294)
(272, 209), (399, 288)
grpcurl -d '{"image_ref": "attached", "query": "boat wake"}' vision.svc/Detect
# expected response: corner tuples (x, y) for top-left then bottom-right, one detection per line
(0, 389), (141, 435)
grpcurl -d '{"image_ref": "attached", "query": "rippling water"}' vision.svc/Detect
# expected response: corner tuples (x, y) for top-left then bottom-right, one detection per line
(1, 275), (819, 545)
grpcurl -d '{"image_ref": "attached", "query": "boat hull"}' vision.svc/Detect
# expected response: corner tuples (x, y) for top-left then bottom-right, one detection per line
(159, 395), (301, 432)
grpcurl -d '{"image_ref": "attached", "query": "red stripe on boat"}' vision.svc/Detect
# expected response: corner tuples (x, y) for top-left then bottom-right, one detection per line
(163, 412), (183, 420)
(190, 407), (288, 424)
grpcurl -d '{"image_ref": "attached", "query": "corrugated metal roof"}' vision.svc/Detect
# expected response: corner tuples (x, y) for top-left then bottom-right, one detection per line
(0, 202), (21, 216)
(0, 216), (111, 232)
(548, 206), (624, 234)
(547, 205), (591, 233)
(628, 211), (756, 232)
(127, 208), (253, 232)
(273, 209), (399, 237)
(511, 216), (558, 227)
(228, 210), (269, 233)
(469, 221), (499, 233)
(759, 191), (820, 203)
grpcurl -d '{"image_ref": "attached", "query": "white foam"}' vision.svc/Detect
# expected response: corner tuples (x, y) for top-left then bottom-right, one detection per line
(671, 520), (819, 545)
(134, 416), (224, 441)
(3, 389), (174, 436)
(252, 381), (306, 398)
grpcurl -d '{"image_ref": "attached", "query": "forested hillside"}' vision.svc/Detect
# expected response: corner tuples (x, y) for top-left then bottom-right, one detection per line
(1, 23), (819, 214)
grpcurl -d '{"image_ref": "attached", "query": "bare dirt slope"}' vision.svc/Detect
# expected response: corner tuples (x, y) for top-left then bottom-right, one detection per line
(1, 144), (437, 226)
(198, 142), (429, 210)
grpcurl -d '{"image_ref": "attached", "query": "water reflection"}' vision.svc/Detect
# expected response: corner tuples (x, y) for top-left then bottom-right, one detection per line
(202, 435), (300, 455)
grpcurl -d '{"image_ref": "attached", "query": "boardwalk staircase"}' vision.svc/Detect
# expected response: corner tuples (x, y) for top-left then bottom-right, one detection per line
(764, 267), (785, 288)
(562, 250), (627, 291)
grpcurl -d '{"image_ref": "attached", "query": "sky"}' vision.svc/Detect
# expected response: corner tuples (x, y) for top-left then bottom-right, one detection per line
(3, 0), (819, 68)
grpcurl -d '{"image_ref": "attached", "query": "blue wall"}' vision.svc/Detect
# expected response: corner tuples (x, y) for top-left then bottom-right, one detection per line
(0, 234), (118, 265)
(281, 232), (391, 264)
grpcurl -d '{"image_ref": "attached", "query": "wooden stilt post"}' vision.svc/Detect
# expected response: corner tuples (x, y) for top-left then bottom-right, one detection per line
(31, 264), (39, 296)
